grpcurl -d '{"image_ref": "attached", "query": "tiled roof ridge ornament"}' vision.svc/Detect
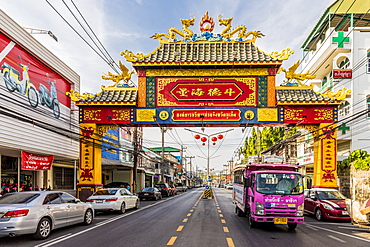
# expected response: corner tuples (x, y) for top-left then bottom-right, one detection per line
(149, 12), (265, 44)
(320, 87), (352, 100)
(66, 90), (99, 101)
(100, 61), (135, 90)
(270, 48), (295, 60)
(277, 60), (316, 87)
(150, 15), (196, 42)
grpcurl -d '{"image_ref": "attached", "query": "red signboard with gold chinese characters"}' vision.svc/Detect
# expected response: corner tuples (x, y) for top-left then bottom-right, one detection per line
(283, 106), (336, 123)
(156, 77), (257, 107)
(80, 106), (131, 124)
(172, 109), (241, 121)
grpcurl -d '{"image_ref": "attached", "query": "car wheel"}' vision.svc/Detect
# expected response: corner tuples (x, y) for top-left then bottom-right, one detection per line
(288, 223), (297, 231)
(83, 209), (93, 225)
(315, 208), (323, 221)
(33, 217), (51, 240)
(119, 202), (126, 214)
(134, 200), (140, 209)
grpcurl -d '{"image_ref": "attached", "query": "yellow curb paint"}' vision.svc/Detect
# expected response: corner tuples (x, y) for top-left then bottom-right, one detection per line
(183, 218), (188, 222)
(176, 226), (184, 231)
(187, 213), (192, 216)
(221, 219), (226, 223)
(226, 238), (235, 247)
(167, 237), (177, 245)
(219, 214), (224, 217)
(223, 227), (229, 232)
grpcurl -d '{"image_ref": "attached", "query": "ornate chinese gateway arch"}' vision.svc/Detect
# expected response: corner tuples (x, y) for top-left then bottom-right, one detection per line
(68, 12), (350, 200)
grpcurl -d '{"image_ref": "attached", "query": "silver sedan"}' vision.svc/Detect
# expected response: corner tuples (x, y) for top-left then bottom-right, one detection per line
(0, 191), (94, 239)
(86, 188), (140, 214)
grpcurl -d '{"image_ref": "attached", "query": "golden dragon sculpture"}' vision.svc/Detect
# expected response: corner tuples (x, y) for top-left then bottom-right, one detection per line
(150, 15), (195, 41)
(218, 15), (264, 42)
(277, 60), (316, 86)
(101, 61), (135, 89)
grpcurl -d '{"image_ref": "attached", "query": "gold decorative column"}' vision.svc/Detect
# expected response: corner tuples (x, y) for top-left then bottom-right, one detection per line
(313, 123), (338, 188)
(77, 123), (103, 201)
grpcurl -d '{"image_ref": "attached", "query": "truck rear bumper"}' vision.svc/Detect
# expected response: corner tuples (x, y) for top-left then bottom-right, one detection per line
(252, 216), (304, 224)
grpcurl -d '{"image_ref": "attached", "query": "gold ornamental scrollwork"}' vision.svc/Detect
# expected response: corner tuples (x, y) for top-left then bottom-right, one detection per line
(257, 108), (278, 122)
(269, 48), (294, 60)
(320, 87), (352, 100)
(66, 90), (97, 101)
(146, 68), (268, 77)
(299, 124), (320, 137)
(97, 125), (117, 137)
(137, 109), (156, 122)
(314, 109), (333, 121)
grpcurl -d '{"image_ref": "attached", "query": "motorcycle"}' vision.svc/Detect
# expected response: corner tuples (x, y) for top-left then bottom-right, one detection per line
(39, 79), (60, 119)
(1, 57), (39, 108)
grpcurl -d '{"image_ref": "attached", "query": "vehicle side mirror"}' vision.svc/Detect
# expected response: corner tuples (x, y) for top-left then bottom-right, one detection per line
(307, 178), (312, 189)
(75, 199), (81, 203)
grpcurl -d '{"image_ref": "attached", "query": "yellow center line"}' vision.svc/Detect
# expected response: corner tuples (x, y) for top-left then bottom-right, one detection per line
(218, 210), (222, 213)
(226, 238), (235, 247)
(183, 218), (188, 222)
(176, 225), (184, 231)
(187, 213), (192, 216)
(219, 214), (224, 217)
(221, 219), (226, 223)
(223, 227), (229, 232)
(167, 237), (177, 245)
(190, 209), (194, 212)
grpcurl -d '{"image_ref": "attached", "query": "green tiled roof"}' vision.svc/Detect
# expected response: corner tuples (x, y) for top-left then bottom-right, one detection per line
(133, 42), (278, 64)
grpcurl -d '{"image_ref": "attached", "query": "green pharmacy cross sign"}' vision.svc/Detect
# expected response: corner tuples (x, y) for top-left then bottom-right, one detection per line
(332, 31), (349, 48)
(338, 123), (350, 134)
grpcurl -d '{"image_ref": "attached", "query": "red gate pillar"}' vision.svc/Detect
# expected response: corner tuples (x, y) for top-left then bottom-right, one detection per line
(77, 123), (103, 201)
(313, 123), (338, 188)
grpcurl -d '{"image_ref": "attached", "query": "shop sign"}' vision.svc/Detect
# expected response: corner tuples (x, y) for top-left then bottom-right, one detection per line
(333, 69), (352, 79)
(306, 167), (314, 173)
(262, 155), (283, 163)
(172, 109), (241, 121)
(21, 151), (54, 170)
(298, 152), (314, 165)
(157, 77), (257, 107)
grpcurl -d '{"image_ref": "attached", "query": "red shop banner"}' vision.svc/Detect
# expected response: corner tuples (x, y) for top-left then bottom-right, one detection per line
(80, 106), (131, 124)
(21, 151), (54, 171)
(283, 106), (336, 124)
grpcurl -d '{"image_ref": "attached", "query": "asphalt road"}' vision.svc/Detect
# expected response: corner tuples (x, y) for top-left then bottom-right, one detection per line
(1, 187), (370, 247)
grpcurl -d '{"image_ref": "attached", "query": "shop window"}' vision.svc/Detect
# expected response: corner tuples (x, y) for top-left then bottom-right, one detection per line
(53, 167), (74, 189)
(367, 96), (370, 118)
(367, 50), (370, 74)
(1, 156), (18, 171)
(337, 57), (350, 69)
(339, 101), (350, 116)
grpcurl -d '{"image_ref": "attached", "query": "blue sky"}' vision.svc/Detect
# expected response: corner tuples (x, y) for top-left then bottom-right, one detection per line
(2, 0), (334, 172)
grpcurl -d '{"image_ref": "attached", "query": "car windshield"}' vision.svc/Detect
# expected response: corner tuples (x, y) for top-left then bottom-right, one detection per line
(0, 193), (40, 204)
(156, 184), (166, 188)
(142, 188), (154, 192)
(316, 190), (347, 200)
(256, 173), (304, 195)
(94, 189), (117, 195)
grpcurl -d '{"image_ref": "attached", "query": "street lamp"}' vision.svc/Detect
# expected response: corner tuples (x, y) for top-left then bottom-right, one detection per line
(185, 128), (233, 185)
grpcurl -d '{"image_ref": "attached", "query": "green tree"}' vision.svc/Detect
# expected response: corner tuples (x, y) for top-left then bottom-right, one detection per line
(338, 149), (370, 174)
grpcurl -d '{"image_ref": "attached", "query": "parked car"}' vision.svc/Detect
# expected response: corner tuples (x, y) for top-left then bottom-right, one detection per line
(304, 188), (351, 221)
(170, 185), (178, 195)
(0, 191), (93, 239)
(155, 183), (173, 197)
(225, 184), (233, 190)
(103, 182), (130, 190)
(175, 183), (187, 192)
(86, 188), (139, 214)
(137, 187), (162, 201)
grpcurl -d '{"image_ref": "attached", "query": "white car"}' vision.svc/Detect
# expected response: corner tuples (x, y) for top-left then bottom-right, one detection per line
(0, 191), (93, 239)
(225, 184), (233, 190)
(86, 188), (140, 214)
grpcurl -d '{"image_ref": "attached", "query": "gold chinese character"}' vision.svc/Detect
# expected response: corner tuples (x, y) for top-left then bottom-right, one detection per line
(208, 88), (222, 96)
(224, 88), (235, 96)
(191, 88), (205, 96)
(177, 88), (189, 97)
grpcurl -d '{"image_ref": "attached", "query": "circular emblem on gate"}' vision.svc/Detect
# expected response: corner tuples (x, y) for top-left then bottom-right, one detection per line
(159, 111), (169, 120)
(244, 110), (255, 120)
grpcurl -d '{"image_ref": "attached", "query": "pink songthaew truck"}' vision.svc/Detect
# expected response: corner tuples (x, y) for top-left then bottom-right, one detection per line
(233, 163), (305, 230)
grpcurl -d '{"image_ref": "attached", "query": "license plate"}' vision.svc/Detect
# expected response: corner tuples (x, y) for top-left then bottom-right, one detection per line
(274, 218), (288, 224)
(95, 199), (104, 203)
(342, 211), (349, 215)
(144, 193), (149, 195)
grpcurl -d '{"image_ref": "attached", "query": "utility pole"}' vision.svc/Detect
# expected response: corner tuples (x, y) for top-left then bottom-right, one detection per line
(185, 156), (195, 182)
(160, 127), (172, 183)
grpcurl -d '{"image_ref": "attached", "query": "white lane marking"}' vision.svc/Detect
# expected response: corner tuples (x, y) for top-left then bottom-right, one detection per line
(305, 223), (370, 243)
(327, 235), (346, 243)
(304, 224), (319, 231)
(34, 197), (178, 247)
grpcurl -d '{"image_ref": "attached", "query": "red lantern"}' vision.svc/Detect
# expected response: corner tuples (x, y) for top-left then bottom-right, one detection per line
(218, 134), (224, 140)
(194, 134), (200, 139)
(201, 137), (207, 142)
(202, 143), (206, 146)
(211, 136), (217, 142)
(212, 142), (216, 145)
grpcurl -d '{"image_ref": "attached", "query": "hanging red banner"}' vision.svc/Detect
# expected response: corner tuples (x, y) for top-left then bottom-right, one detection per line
(80, 106), (131, 124)
(283, 106), (336, 123)
(21, 151), (54, 170)
(157, 77), (257, 107)
(172, 109), (241, 121)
